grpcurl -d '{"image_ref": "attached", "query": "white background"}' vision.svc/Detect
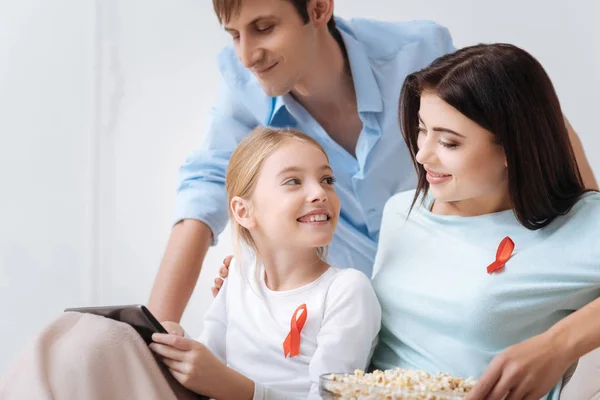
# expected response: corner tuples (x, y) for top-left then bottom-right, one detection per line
(1, 0), (598, 372)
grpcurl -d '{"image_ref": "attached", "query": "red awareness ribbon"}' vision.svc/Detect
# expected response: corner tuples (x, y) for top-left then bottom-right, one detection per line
(283, 304), (307, 358)
(487, 236), (515, 274)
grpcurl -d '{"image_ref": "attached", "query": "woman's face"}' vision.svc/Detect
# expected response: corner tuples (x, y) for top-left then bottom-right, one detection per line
(416, 92), (510, 214)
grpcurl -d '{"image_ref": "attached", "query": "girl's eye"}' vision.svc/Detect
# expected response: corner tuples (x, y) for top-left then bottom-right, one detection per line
(283, 178), (301, 185)
(322, 176), (336, 185)
(438, 140), (458, 149)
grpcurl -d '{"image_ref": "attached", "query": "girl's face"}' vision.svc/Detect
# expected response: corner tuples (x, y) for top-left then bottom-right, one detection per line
(238, 138), (341, 252)
(416, 92), (510, 214)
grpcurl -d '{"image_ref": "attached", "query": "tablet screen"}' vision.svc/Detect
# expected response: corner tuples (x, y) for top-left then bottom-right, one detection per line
(65, 304), (167, 344)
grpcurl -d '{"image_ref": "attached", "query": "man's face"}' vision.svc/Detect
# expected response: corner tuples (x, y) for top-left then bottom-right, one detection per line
(222, 0), (317, 97)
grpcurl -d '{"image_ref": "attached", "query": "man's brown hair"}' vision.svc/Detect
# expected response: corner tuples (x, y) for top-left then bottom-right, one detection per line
(213, 0), (340, 41)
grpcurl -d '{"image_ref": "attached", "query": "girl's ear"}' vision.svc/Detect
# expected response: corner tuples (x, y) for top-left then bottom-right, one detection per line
(230, 196), (256, 230)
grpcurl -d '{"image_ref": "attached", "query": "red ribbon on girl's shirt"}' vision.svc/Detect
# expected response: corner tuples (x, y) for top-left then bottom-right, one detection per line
(283, 304), (307, 358)
(487, 236), (515, 274)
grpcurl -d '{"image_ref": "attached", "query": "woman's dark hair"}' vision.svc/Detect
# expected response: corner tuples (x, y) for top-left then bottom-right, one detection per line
(400, 43), (592, 230)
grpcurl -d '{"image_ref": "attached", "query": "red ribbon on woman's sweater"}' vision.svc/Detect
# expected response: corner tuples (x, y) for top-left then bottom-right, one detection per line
(283, 304), (307, 358)
(487, 236), (515, 274)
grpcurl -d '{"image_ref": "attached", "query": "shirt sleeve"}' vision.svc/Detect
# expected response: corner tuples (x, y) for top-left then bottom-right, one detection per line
(174, 75), (259, 245)
(196, 273), (229, 363)
(437, 23), (456, 54)
(307, 269), (382, 397)
(252, 384), (305, 400)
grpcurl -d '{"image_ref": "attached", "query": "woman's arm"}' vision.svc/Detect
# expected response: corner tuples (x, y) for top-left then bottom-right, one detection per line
(547, 295), (600, 368)
(565, 117), (598, 190)
(469, 296), (600, 400)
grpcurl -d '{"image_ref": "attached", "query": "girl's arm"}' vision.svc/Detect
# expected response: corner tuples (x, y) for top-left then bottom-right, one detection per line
(195, 271), (229, 362)
(307, 269), (382, 397)
(154, 259), (305, 400)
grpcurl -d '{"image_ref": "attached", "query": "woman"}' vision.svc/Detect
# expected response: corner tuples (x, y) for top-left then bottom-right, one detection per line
(370, 43), (600, 400)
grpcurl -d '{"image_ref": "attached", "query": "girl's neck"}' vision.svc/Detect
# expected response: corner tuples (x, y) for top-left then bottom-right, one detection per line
(257, 248), (330, 292)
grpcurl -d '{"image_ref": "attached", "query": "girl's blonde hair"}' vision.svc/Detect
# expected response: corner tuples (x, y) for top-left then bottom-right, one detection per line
(226, 126), (330, 262)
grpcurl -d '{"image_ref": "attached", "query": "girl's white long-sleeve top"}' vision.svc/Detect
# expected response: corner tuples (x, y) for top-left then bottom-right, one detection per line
(196, 258), (381, 399)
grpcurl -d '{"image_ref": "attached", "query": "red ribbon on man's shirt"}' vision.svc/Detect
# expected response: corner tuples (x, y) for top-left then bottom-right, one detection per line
(283, 304), (307, 358)
(487, 236), (515, 274)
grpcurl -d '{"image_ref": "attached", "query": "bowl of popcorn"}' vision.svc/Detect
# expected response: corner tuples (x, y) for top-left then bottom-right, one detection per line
(319, 368), (478, 400)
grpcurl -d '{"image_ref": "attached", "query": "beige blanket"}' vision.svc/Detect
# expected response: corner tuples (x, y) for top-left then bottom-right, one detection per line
(0, 312), (203, 400)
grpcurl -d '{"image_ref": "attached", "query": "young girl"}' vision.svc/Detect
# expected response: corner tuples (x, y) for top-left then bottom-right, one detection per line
(150, 126), (381, 399)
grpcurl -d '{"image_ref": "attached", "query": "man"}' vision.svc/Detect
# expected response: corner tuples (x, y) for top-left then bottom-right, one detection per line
(149, 0), (598, 398)
(149, 0), (458, 318)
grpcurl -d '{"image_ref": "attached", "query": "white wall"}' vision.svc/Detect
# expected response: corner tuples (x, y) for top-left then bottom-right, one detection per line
(1, 0), (599, 373)
(0, 0), (96, 372)
(93, 0), (233, 342)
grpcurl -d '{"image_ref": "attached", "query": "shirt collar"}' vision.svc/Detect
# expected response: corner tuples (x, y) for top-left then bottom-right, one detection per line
(339, 24), (383, 113)
(268, 20), (383, 122)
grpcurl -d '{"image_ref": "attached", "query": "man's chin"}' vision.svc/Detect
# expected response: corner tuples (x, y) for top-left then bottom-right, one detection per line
(259, 81), (292, 98)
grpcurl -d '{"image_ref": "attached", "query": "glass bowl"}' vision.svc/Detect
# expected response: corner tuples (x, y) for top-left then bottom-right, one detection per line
(319, 370), (476, 400)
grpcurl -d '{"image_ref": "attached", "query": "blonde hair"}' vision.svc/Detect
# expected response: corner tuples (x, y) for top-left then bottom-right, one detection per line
(226, 126), (330, 263)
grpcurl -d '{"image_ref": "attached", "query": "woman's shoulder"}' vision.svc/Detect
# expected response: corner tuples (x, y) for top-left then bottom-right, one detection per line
(574, 191), (600, 209)
(561, 191), (600, 225)
(384, 189), (419, 216)
(543, 192), (600, 246)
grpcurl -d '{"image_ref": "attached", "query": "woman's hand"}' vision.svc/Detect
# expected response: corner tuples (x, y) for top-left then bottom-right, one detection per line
(467, 331), (575, 400)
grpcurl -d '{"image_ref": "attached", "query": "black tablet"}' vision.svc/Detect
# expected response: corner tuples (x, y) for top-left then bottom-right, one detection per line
(64, 304), (167, 344)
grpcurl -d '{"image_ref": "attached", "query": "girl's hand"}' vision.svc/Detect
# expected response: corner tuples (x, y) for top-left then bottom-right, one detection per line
(150, 333), (225, 396)
(467, 332), (574, 400)
(160, 321), (184, 336)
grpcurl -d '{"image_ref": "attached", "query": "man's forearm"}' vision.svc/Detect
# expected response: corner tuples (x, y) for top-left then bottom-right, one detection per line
(148, 219), (213, 322)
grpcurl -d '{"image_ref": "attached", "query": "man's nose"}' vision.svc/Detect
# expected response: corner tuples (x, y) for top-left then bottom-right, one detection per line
(238, 36), (263, 69)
